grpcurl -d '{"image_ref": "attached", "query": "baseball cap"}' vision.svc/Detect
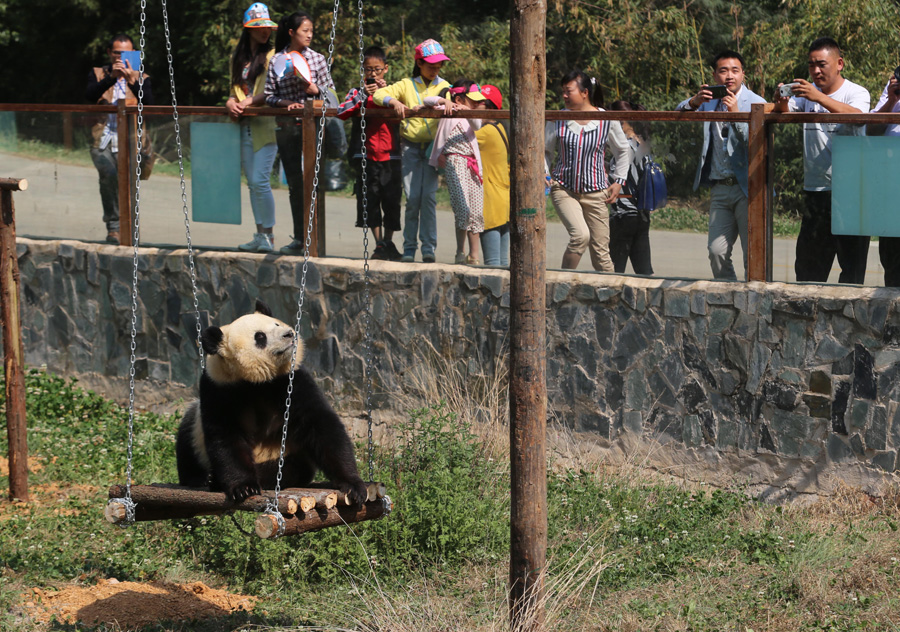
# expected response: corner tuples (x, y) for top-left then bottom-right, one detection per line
(449, 83), (486, 102)
(480, 84), (503, 109)
(414, 39), (450, 64)
(243, 3), (277, 28)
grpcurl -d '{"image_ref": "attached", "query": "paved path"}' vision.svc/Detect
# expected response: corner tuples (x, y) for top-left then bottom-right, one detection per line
(1, 151), (886, 284)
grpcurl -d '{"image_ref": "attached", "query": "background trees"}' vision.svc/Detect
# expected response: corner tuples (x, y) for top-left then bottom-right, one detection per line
(2, 0), (897, 107)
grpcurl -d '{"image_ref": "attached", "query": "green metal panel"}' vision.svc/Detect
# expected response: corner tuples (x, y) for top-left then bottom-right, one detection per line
(0, 112), (17, 151)
(832, 136), (900, 237)
(190, 121), (241, 224)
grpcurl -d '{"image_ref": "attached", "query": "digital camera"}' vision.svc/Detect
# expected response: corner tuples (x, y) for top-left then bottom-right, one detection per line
(778, 82), (799, 98)
(707, 85), (728, 100)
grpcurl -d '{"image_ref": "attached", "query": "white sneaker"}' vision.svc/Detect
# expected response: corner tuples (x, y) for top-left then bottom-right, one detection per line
(258, 233), (275, 253)
(238, 233), (270, 252)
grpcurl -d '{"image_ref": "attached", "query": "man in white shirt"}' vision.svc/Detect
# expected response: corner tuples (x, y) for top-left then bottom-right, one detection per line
(774, 37), (871, 284)
(867, 68), (900, 286)
(676, 51), (766, 281)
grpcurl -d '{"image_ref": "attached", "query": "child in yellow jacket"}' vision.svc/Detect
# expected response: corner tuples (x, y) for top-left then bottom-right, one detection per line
(373, 39), (450, 262)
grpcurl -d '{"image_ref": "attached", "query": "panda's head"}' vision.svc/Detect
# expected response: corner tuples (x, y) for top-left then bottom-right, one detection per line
(202, 300), (303, 384)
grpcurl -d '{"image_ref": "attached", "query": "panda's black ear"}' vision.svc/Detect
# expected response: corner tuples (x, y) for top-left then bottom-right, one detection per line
(255, 300), (273, 317)
(200, 326), (224, 355)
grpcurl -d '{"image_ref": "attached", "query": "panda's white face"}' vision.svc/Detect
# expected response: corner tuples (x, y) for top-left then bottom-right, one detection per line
(205, 312), (304, 384)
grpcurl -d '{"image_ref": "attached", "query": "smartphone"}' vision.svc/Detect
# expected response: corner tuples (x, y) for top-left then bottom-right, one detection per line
(894, 65), (900, 83)
(119, 50), (142, 71)
(365, 77), (376, 85)
(707, 84), (728, 100)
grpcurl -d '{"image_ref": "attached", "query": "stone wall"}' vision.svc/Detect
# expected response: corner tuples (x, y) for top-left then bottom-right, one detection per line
(8, 239), (900, 496)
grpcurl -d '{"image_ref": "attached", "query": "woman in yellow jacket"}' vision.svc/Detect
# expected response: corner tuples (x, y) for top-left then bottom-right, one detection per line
(225, 3), (278, 253)
(475, 85), (510, 266)
(373, 39), (451, 262)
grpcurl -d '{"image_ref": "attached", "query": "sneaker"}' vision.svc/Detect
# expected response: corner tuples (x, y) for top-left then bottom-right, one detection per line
(259, 233), (275, 253)
(401, 254), (415, 263)
(280, 238), (305, 256)
(422, 253), (436, 263)
(371, 243), (389, 260)
(455, 252), (467, 265)
(383, 241), (403, 261)
(105, 231), (120, 244)
(239, 233), (273, 253)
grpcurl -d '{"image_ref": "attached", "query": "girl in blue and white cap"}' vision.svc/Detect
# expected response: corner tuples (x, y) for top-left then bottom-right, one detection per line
(226, 3), (278, 253)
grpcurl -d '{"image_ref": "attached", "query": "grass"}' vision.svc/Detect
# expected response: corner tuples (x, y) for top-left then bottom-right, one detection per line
(2, 362), (899, 631)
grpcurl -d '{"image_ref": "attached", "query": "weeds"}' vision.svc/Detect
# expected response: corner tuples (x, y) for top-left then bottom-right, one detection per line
(2, 367), (900, 630)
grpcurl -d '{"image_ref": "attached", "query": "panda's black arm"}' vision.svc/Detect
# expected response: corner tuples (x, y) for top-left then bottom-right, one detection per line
(199, 379), (263, 501)
(288, 369), (367, 504)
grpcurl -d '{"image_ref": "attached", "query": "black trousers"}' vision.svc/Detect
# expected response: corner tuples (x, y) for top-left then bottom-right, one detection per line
(795, 190), (870, 284)
(276, 120), (305, 238)
(609, 211), (653, 275)
(880, 237), (900, 287)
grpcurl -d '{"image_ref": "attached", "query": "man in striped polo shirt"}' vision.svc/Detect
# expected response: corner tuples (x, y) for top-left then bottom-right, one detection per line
(677, 51), (766, 281)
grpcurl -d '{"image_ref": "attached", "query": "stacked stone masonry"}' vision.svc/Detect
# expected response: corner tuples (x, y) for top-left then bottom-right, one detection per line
(8, 239), (900, 494)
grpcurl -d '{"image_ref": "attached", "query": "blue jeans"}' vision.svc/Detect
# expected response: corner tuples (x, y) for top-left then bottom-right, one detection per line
(90, 145), (119, 231)
(240, 121), (277, 229)
(401, 140), (439, 257)
(480, 224), (509, 266)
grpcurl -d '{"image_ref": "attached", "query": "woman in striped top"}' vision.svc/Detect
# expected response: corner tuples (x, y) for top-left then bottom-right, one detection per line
(545, 70), (631, 271)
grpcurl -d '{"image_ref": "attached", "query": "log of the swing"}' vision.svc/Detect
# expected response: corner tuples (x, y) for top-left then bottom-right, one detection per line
(304, 481), (387, 504)
(254, 497), (392, 539)
(105, 485), (340, 523)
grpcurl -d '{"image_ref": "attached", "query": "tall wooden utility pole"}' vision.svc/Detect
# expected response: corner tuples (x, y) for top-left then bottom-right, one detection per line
(508, 0), (547, 629)
(1, 177), (29, 502)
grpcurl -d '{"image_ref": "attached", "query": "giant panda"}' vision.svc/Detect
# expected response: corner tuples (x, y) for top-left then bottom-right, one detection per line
(175, 299), (367, 505)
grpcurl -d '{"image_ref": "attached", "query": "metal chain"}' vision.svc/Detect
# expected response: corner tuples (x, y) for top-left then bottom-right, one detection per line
(160, 0), (205, 371)
(118, 0), (149, 525)
(269, 0), (343, 527)
(357, 0), (375, 483)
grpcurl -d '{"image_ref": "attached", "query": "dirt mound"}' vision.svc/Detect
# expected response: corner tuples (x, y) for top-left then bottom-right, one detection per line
(25, 578), (256, 629)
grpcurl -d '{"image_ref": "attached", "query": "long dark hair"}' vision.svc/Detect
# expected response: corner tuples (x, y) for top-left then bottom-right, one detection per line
(561, 69), (604, 108)
(609, 100), (650, 140)
(274, 11), (314, 52)
(230, 28), (273, 89)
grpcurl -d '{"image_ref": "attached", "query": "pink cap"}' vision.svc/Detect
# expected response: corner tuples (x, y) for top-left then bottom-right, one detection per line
(414, 39), (450, 64)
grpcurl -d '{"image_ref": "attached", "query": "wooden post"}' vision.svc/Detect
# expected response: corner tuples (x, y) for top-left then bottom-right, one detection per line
(747, 103), (774, 281)
(508, 1), (547, 630)
(62, 112), (73, 150)
(0, 177), (29, 502)
(301, 102), (324, 257)
(116, 101), (132, 247)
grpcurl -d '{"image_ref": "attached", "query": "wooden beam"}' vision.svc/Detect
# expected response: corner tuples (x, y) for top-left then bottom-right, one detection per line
(254, 497), (391, 539)
(1, 183), (28, 501)
(508, 0), (548, 629)
(747, 102), (773, 281)
(105, 483), (387, 524)
(116, 101), (131, 247)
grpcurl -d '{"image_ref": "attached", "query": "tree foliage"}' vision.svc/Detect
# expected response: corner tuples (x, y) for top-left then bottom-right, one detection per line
(2, 0), (898, 107)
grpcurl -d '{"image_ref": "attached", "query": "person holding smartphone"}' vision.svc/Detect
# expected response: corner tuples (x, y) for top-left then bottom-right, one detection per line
(676, 50), (765, 281)
(86, 33), (154, 245)
(336, 46), (403, 260)
(773, 37), (870, 285)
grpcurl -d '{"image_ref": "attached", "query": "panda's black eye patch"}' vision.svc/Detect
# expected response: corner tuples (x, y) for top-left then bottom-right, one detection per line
(254, 332), (267, 348)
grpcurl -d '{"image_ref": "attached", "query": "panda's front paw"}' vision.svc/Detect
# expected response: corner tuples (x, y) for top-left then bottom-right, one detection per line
(341, 480), (368, 507)
(227, 482), (262, 502)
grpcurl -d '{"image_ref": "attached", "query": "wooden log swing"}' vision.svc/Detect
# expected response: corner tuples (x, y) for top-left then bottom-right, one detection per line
(106, 483), (391, 539)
